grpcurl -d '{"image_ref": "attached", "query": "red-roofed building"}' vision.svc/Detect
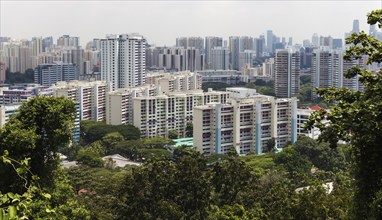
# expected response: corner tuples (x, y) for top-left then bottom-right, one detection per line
(309, 105), (322, 111)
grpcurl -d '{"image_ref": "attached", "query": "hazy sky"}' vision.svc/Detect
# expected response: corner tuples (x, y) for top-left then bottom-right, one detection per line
(1, 1), (380, 47)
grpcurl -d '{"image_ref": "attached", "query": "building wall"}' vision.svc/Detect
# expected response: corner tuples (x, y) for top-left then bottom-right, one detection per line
(193, 92), (297, 156)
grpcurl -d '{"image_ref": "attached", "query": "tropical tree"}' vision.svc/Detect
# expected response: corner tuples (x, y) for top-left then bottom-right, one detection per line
(308, 9), (382, 218)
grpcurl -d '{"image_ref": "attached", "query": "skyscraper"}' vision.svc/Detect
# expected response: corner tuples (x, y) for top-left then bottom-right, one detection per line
(100, 34), (146, 90)
(311, 48), (333, 98)
(352, 19), (360, 34)
(210, 47), (229, 70)
(274, 48), (300, 98)
(267, 30), (274, 53)
(205, 37), (223, 68)
(229, 36), (240, 70)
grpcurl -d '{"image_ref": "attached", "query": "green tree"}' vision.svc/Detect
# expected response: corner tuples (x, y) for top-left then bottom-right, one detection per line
(308, 9), (382, 218)
(264, 138), (276, 153)
(168, 129), (178, 139)
(185, 122), (193, 137)
(76, 149), (104, 168)
(211, 158), (253, 206)
(0, 96), (76, 192)
(293, 136), (347, 171)
(274, 146), (312, 178)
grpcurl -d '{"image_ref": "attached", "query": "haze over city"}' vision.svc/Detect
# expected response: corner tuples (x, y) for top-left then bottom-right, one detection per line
(1, 1), (380, 45)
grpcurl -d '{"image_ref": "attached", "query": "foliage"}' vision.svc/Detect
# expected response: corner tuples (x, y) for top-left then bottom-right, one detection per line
(76, 149), (104, 168)
(185, 122), (193, 137)
(274, 146), (312, 178)
(293, 136), (347, 171)
(308, 9), (382, 218)
(66, 166), (125, 219)
(168, 129), (178, 139)
(80, 120), (140, 146)
(5, 68), (34, 84)
(0, 96), (76, 192)
(202, 82), (232, 92)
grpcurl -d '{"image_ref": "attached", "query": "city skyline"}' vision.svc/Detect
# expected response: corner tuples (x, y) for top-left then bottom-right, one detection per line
(1, 1), (380, 46)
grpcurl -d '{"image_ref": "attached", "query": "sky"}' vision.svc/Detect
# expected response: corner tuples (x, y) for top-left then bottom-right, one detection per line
(0, 1), (381, 47)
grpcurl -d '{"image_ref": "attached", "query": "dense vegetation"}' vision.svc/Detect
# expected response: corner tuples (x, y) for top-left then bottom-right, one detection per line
(5, 68), (35, 84)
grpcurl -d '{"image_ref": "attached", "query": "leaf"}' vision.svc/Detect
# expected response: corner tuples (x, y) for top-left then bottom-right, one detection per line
(1, 157), (11, 165)
(8, 206), (16, 218)
(42, 193), (51, 199)
(6, 193), (15, 200)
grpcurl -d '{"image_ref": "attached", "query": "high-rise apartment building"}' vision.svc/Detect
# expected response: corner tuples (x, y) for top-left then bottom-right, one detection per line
(312, 48), (333, 94)
(193, 88), (297, 155)
(274, 48), (300, 98)
(176, 37), (204, 52)
(57, 35), (79, 47)
(133, 89), (230, 138)
(210, 47), (230, 70)
(0, 62), (6, 83)
(205, 37), (223, 68)
(52, 80), (108, 121)
(229, 36), (240, 70)
(100, 34), (146, 90)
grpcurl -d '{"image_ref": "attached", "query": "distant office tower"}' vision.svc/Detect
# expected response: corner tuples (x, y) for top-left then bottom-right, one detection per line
(0, 62), (6, 83)
(254, 37), (265, 58)
(332, 39), (343, 49)
(320, 36), (333, 48)
(193, 88), (298, 155)
(100, 34), (146, 90)
(229, 36), (240, 70)
(42, 37), (53, 52)
(312, 33), (319, 47)
(205, 37), (223, 68)
(274, 48), (300, 98)
(57, 35), (79, 47)
(352, 19), (360, 34)
(288, 37), (293, 46)
(210, 47), (229, 70)
(267, 30), (274, 53)
(34, 62), (78, 86)
(370, 24), (377, 36)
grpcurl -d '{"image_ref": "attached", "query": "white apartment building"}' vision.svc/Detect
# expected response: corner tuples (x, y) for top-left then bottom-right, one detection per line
(133, 89), (230, 138)
(193, 88), (297, 155)
(100, 34), (146, 90)
(145, 71), (202, 93)
(0, 104), (21, 128)
(52, 80), (108, 121)
(297, 107), (322, 140)
(106, 85), (159, 125)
